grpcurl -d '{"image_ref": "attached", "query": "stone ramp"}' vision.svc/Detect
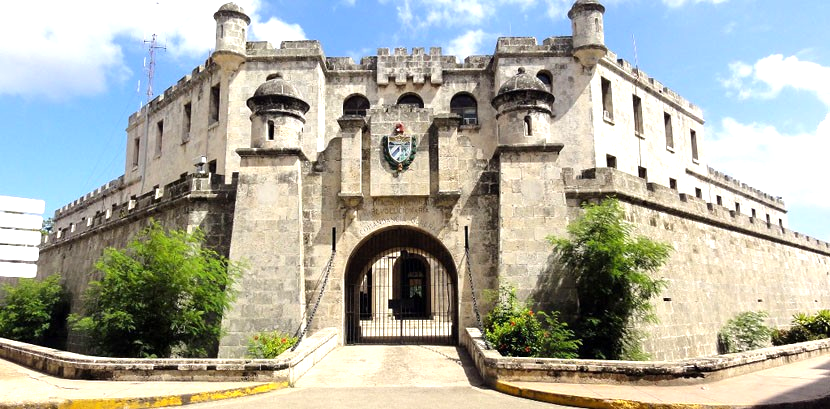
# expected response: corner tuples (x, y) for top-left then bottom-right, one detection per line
(294, 345), (483, 388)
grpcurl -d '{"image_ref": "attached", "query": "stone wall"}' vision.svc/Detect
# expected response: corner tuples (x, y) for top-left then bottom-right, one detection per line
(562, 168), (830, 360)
(33, 173), (236, 354)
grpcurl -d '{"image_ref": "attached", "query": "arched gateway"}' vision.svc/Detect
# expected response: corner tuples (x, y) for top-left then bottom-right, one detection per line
(345, 226), (458, 345)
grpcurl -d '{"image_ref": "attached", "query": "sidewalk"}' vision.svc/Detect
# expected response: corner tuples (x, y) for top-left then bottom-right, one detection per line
(0, 357), (283, 409)
(496, 354), (830, 408)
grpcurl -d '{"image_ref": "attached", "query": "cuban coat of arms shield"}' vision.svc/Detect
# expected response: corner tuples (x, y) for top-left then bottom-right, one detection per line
(382, 123), (417, 172)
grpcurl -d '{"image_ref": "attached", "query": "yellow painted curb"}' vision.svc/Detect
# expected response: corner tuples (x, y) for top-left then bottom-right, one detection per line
(494, 381), (734, 409)
(53, 382), (287, 409)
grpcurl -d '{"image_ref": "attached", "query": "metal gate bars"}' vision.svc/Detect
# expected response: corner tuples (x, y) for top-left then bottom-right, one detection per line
(345, 227), (457, 345)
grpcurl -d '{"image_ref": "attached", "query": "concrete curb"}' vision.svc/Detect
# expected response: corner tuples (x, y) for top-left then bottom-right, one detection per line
(494, 380), (830, 409)
(0, 382), (287, 409)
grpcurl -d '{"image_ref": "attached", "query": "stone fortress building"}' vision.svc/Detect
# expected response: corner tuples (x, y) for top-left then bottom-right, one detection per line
(36, 0), (830, 360)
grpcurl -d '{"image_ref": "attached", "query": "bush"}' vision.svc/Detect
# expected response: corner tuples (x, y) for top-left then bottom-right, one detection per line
(484, 285), (580, 358)
(0, 275), (68, 348)
(718, 311), (771, 354)
(548, 198), (671, 360)
(772, 310), (830, 346)
(70, 221), (242, 358)
(246, 331), (298, 358)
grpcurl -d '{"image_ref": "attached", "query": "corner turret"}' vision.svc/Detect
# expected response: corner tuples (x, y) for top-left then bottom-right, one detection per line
(492, 67), (556, 145)
(213, 3), (250, 70)
(247, 73), (310, 150)
(568, 0), (607, 68)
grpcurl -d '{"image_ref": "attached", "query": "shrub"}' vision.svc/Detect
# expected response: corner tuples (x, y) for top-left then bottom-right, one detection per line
(484, 285), (580, 358)
(246, 331), (298, 358)
(548, 198), (671, 360)
(718, 311), (771, 354)
(70, 221), (242, 358)
(772, 310), (830, 346)
(0, 275), (68, 348)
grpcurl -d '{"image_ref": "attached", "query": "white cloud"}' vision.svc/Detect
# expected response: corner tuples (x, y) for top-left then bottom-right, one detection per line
(723, 54), (830, 104)
(0, 0), (304, 100)
(446, 29), (488, 59)
(708, 115), (830, 208)
(712, 55), (830, 208)
(661, 0), (728, 7)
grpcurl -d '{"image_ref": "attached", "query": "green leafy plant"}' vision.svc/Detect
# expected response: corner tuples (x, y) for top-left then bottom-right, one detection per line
(548, 198), (671, 360)
(0, 275), (68, 348)
(718, 311), (771, 353)
(484, 285), (580, 358)
(70, 221), (242, 358)
(772, 310), (830, 346)
(246, 331), (298, 359)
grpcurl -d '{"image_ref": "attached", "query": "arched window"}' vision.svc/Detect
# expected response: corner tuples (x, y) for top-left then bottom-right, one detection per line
(524, 115), (532, 136)
(536, 71), (552, 91)
(450, 93), (478, 125)
(397, 93), (424, 108)
(343, 95), (370, 117)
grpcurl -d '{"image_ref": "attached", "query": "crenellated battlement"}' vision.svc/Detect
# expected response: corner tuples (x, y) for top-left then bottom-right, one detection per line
(494, 36), (573, 55)
(702, 167), (785, 209)
(603, 50), (703, 120)
(45, 173), (236, 247)
(564, 167), (827, 254)
(128, 62), (213, 126)
(55, 176), (125, 220)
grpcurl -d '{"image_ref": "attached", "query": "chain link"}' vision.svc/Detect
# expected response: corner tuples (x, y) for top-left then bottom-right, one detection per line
(465, 248), (489, 349)
(291, 250), (336, 351)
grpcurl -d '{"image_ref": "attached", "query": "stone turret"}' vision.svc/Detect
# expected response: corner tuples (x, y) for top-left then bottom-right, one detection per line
(492, 67), (556, 145)
(213, 3), (250, 70)
(247, 73), (310, 150)
(568, 0), (608, 68)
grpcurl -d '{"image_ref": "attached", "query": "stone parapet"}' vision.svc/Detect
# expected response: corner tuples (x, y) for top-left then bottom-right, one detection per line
(698, 166), (786, 210)
(602, 50), (703, 121)
(54, 176), (124, 220)
(563, 167), (830, 255)
(128, 63), (214, 127)
(45, 173), (236, 248)
(462, 328), (830, 386)
(0, 328), (337, 383)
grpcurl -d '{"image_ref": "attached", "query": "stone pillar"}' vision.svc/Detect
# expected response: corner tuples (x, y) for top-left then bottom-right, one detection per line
(496, 145), (567, 302)
(433, 114), (462, 195)
(218, 148), (306, 358)
(338, 116), (366, 197)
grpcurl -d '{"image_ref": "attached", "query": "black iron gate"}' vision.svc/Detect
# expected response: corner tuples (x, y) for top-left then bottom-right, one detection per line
(345, 227), (457, 345)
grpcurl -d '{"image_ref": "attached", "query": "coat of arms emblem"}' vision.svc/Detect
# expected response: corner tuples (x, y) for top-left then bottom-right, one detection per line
(382, 123), (417, 172)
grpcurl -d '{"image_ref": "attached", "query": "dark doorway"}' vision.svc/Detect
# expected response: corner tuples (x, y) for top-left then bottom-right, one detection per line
(345, 226), (457, 345)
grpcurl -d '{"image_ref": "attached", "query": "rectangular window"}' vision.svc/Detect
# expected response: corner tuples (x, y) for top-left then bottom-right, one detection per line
(208, 159), (217, 174)
(182, 102), (192, 142)
(267, 120), (275, 141)
(751, 208), (757, 218)
(664, 112), (674, 149)
(155, 120), (164, 157)
(606, 154), (617, 169)
(766, 214), (771, 225)
(695, 188), (702, 199)
(209, 84), (220, 124)
(637, 166), (647, 181)
(779, 218), (783, 228)
(669, 178), (677, 190)
(132, 138), (140, 167)
(632, 95), (644, 136)
(601, 77), (613, 122)
(690, 129), (699, 161)
(735, 202), (741, 213)
(716, 195), (722, 206)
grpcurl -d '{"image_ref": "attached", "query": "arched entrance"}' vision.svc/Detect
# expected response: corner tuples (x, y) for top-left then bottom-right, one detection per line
(345, 226), (458, 345)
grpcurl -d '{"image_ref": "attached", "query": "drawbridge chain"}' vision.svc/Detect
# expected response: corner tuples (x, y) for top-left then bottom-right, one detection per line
(291, 228), (337, 352)
(464, 226), (489, 349)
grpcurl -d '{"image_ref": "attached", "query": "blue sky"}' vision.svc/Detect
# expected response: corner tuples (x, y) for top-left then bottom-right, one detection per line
(1, 0), (829, 241)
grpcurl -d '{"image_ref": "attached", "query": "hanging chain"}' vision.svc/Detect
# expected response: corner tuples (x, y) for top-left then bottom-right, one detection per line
(465, 247), (489, 349)
(291, 250), (336, 351)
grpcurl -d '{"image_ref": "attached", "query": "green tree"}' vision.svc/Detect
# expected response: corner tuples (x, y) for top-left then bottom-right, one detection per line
(0, 274), (68, 348)
(70, 221), (241, 358)
(548, 198), (671, 360)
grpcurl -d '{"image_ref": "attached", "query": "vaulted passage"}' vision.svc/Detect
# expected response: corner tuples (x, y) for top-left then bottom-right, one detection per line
(345, 227), (458, 345)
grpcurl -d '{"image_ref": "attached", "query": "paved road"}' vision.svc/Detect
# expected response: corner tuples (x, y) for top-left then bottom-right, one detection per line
(188, 345), (572, 408)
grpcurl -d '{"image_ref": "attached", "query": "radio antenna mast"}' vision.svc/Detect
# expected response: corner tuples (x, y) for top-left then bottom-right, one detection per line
(144, 34), (166, 103)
